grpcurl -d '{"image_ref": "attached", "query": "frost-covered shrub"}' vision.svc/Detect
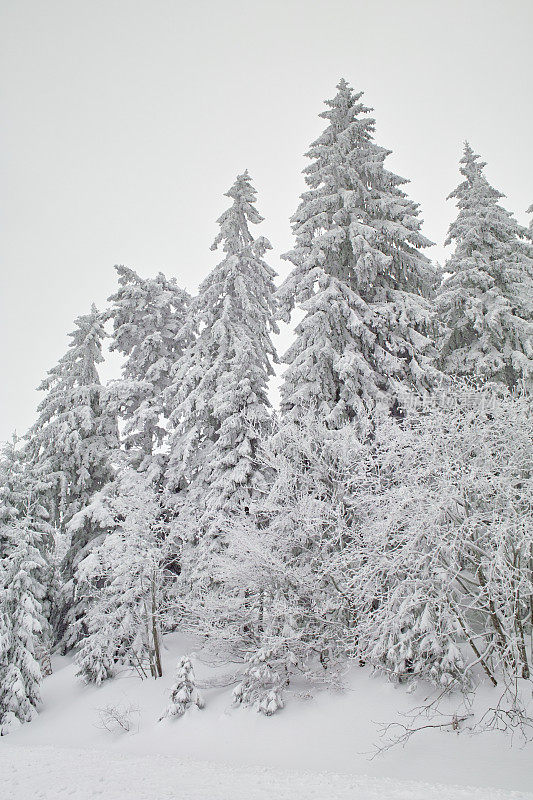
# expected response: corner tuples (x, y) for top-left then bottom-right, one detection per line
(95, 703), (139, 734)
(344, 383), (532, 689)
(75, 468), (167, 684)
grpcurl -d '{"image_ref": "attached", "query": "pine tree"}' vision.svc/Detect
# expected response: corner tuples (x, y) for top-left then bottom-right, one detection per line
(107, 266), (191, 480)
(278, 79), (439, 429)
(437, 144), (533, 390)
(26, 305), (119, 647)
(165, 172), (278, 568)
(160, 656), (204, 719)
(0, 517), (47, 734)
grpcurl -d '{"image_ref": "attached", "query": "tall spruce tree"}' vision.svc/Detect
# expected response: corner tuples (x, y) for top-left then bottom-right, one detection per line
(0, 457), (51, 734)
(27, 305), (118, 533)
(278, 79), (439, 429)
(437, 144), (533, 390)
(165, 172), (278, 566)
(1, 437), (54, 552)
(0, 439), (56, 652)
(26, 305), (119, 647)
(107, 266), (191, 480)
(0, 437), (27, 559)
(0, 523), (47, 734)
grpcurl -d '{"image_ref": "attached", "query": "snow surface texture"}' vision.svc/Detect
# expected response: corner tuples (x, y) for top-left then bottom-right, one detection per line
(2, 745), (531, 800)
(1, 634), (531, 800)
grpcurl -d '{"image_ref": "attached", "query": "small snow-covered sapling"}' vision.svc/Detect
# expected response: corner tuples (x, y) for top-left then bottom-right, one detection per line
(160, 656), (204, 720)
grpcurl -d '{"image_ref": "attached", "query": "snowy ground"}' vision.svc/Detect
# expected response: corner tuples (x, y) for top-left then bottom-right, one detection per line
(2, 745), (531, 800)
(1, 633), (532, 799)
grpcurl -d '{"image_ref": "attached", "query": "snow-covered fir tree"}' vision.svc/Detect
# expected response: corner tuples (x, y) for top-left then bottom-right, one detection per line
(0, 437), (55, 553)
(106, 266), (191, 480)
(165, 172), (278, 572)
(0, 438), (56, 673)
(27, 304), (118, 536)
(0, 516), (48, 734)
(233, 647), (285, 716)
(437, 143), (533, 390)
(0, 437), (27, 559)
(365, 588), (464, 689)
(74, 467), (167, 683)
(160, 656), (204, 719)
(26, 305), (119, 647)
(278, 79), (439, 429)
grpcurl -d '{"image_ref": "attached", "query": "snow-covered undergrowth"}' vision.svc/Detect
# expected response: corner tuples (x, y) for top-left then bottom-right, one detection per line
(1, 633), (531, 799)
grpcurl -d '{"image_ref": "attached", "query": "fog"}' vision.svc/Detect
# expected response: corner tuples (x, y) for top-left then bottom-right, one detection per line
(1, 0), (531, 442)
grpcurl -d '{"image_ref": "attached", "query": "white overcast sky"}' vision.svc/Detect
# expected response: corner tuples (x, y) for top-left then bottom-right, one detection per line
(1, 0), (532, 444)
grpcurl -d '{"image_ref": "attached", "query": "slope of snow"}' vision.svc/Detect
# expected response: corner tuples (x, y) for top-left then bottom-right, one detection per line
(1, 633), (531, 799)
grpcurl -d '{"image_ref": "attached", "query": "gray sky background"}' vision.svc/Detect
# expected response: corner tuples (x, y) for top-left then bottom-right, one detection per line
(1, 0), (532, 444)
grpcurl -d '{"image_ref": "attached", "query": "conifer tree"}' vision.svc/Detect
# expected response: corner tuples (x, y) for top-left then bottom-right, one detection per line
(107, 266), (191, 480)
(27, 305), (118, 535)
(1, 437), (54, 547)
(165, 172), (278, 565)
(160, 656), (204, 719)
(233, 647), (285, 716)
(0, 517), (47, 734)
(26, 305), (119, 647)
(437, 144), (533, 390)
(0, 436), (27, 559)
(0, 439), (56, 669)
(278, 79), (439, 428)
